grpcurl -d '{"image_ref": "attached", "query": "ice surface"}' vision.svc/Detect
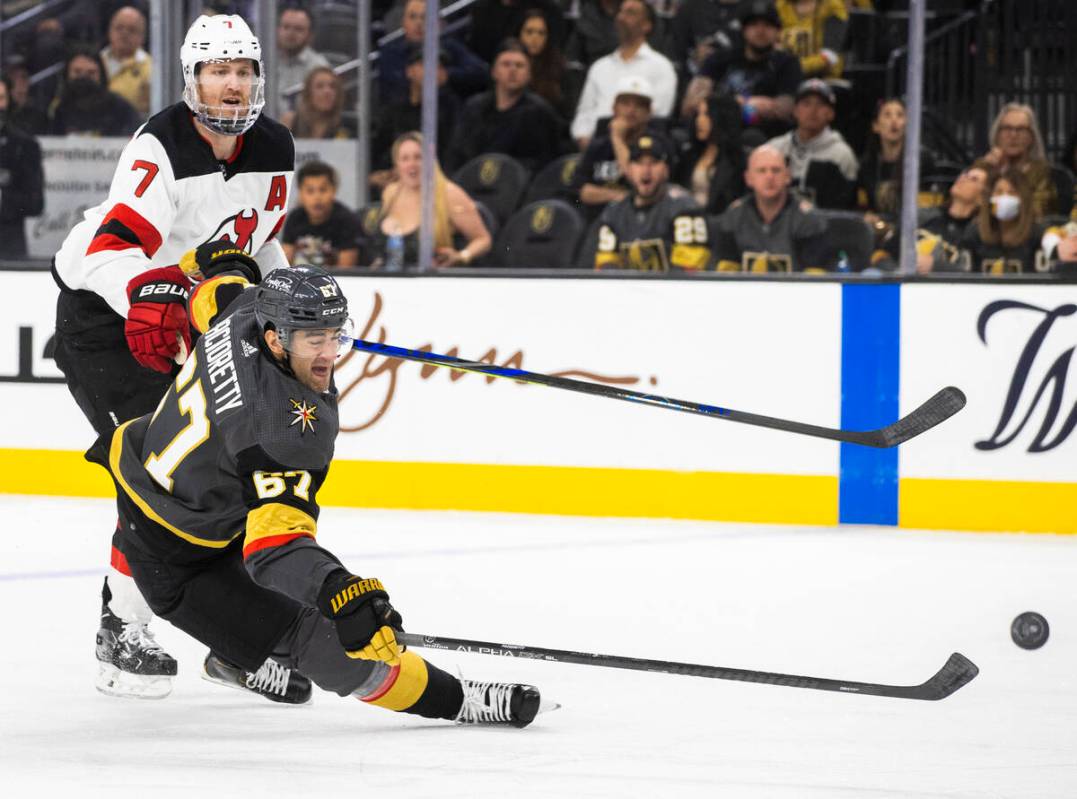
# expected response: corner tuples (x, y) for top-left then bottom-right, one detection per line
(2, 495), (1075, 798)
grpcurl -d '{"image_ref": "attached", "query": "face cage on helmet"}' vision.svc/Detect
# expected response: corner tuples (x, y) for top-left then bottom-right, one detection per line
(183, 60), (266, 136)
(275, 317), (356, 361)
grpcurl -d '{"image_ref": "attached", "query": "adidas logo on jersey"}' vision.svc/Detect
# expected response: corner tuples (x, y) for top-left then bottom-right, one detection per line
(240, 340), (259, 358)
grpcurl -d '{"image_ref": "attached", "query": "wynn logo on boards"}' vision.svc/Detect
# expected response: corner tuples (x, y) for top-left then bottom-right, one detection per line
(975, 300), (1077, 453)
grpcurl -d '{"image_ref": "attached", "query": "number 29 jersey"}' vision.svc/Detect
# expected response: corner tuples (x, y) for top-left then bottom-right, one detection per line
(109, 290), (338, 561)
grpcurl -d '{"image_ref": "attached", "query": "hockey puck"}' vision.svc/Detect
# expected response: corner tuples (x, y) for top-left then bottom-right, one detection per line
(1011, 611), (1049, 650)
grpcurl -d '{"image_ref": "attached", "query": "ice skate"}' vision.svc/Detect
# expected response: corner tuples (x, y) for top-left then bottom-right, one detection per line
(202, 652), (313, 705)
(95, 602), (177, 700)
(455, 679), (558, 728)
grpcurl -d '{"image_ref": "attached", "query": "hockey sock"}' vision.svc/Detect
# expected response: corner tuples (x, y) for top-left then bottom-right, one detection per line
(103, 570), (153, 625)
(356, 651), (463, 720)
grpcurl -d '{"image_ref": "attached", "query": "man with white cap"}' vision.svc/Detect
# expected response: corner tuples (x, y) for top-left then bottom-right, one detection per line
(570, 0), (676, 148)
(52, 13), (307, 703)
(571, 74), (668, 221)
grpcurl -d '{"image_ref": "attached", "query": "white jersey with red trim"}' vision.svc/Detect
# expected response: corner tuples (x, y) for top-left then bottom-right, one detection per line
(55, 102), (294, 317)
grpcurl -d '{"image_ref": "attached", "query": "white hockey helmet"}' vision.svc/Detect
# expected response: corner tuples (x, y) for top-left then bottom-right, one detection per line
(181, 14), (265, 136)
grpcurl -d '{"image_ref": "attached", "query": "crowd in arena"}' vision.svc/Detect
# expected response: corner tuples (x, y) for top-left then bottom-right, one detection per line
(1, 0), (1075, 272)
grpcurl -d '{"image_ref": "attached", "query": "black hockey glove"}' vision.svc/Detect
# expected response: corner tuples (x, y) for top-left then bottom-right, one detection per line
(179, 238), (262, 283)
(317, 570), (404, 665)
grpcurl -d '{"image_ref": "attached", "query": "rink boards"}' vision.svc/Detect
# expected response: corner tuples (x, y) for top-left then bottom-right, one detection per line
(1, 270), (1074, 533)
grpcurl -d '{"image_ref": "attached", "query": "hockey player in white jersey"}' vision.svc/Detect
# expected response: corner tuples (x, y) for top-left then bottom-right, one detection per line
(51, 13), (308, 702)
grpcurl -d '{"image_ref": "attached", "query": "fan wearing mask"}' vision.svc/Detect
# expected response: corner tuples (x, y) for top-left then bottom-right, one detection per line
(961, 170), (1047, 274)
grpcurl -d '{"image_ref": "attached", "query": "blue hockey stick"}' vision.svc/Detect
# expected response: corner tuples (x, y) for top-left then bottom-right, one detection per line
(351, 338), (965, 448)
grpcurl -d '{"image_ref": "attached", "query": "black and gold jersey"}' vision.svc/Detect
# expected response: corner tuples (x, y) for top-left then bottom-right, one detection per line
(714, 194), (829, 272)
(109, 289), (343, 600)
(593, 188), (711, 272)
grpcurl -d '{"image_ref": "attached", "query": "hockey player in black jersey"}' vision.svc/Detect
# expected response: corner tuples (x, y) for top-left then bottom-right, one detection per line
(51, 14), (306, 700)
(107, 249), (553, 727)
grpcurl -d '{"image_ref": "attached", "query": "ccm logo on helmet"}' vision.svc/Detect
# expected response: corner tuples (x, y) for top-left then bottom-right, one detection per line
(139, 283), (190, 299)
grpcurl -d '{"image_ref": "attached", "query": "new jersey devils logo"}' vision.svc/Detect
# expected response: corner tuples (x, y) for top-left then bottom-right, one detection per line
(204, 208), (260, 252)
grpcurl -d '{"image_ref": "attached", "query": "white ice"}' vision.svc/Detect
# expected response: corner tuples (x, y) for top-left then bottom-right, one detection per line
(1, 495), (1075, 798)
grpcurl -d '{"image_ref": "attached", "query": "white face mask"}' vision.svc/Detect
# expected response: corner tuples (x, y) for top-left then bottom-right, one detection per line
(992, 193), (1021, 221)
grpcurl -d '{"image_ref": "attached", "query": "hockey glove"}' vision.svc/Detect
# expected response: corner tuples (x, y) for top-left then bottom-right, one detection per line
(125, 266), (192, 373)
(179, 238), (262, 283)
(317, 571), (405, 665)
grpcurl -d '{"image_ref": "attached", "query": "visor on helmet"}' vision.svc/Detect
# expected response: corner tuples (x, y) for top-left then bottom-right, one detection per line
(275, 317), (356, 361)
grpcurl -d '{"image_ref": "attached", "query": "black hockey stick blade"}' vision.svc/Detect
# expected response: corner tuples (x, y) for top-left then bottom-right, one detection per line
(351, 339), (966, 448)
(399, 633), (979, 701)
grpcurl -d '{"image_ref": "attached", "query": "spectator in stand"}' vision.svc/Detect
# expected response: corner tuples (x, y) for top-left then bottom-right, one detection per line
(363, 132), (491, 269)
(566, 0), (620, 69)
(0, 77), (44, 257)
(370, 47), (461, 194)
(378, 0), (488, 103)
(594, 134), (713, 271)
(466, 0), (565, 65)
(1063, 129), (1077, 222)
(912, 164), (992, 273)
(517, 9), (572, 118)
(767, 78), (857, 208)
(857, 97), (936, 217)
(446, 39), (569, 173)
(973, 103), (1057, 219)
(49, 48), (140, 137)
(961, 169), (1046, 274)
(571, 75), (665, 221)
(682, 0), (801, 146)
(571, 0), (677, 148)
(714, 144), (829, 272)
(100, 6), (151, 116)
(281, 160), (360, 268)
(282, 66), (355, 139)
(670, 0), (742, 81)
(1042, 217), (1077, 271)
(276, 5), (330, 112)
(675, 93), (745, 214)
(3, 56), (49, 135)
(776, 0), (847, 79)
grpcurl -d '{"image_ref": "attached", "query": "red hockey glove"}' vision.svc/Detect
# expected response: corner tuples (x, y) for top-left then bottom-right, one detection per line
(125, 266), (192, 373)
(317, 571), (405, 665)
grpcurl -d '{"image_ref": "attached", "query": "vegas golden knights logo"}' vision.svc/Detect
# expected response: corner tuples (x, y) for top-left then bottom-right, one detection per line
(362, 206), (380, 236)
(531, 205), (554, 234)
(560, 157), (578, 186)
(479, 159), (501, 186)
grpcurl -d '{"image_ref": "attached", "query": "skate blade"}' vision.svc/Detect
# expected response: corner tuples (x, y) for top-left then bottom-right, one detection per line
(96, 662), (173, 700)
(537, 696), (561, 716)
(201, 665), (312, 706)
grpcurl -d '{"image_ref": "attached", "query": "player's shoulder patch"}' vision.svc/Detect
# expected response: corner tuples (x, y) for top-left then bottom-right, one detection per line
(798, 199), (815, 213)
(245, 339), (339, 471)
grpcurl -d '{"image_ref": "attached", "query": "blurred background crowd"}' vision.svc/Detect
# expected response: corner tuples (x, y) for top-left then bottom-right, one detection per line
(0, 0), (1074, 273)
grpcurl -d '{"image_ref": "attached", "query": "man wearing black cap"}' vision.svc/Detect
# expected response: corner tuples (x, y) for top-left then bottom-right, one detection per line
(681, 0), (801, 144)
(767, 78), (858, 209)
(593, 135), (712, 271)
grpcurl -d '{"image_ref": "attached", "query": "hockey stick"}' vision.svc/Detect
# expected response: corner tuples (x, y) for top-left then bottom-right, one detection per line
(351, 339), (966, 447)
(399, 632), (979, 701)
